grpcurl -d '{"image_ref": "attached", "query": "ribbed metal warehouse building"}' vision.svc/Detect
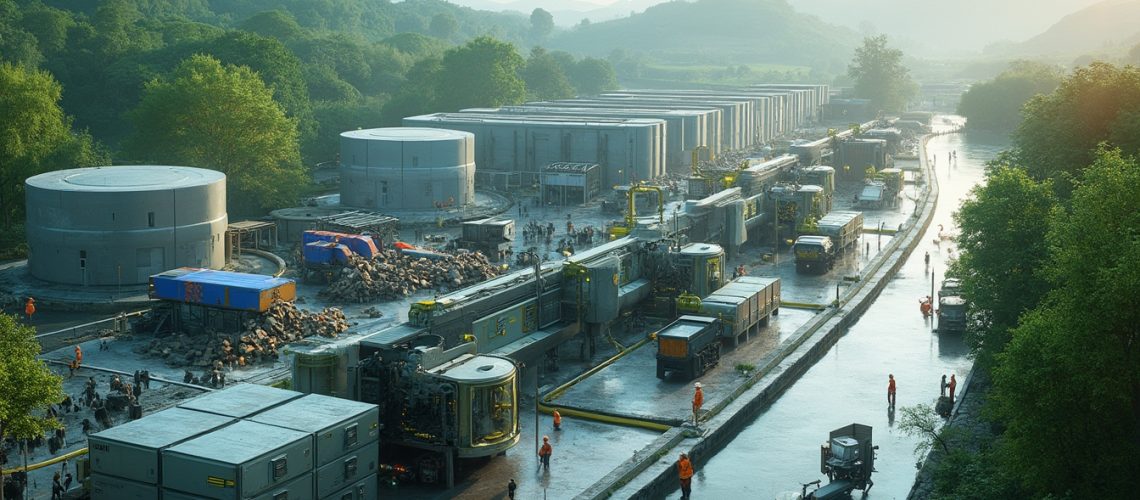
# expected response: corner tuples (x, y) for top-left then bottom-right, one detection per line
(600, 92), (756, 151)
(25, 166), (227, 286)
(462, 105), (708, 172)
(403, 113), (665, 189)
(543, 99), (725, 158)
(339, 127), (476, 211)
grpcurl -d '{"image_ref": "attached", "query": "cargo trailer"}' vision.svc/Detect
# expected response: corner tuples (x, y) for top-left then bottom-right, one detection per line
(149, 268), (296, 313)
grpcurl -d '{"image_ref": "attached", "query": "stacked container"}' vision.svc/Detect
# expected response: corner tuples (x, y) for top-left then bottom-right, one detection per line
(89, 408), (235, 500)
(177, 383), (303, 419)
(249, 394), (380, 499)
(161, 420), (315, 499)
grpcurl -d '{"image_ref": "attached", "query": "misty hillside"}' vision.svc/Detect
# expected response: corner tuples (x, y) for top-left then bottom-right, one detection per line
(448, 0), (667, 25)
(793, 0), (1103, 55)
(546, 0), (858, 69)
(1002, 0), (1140, 56)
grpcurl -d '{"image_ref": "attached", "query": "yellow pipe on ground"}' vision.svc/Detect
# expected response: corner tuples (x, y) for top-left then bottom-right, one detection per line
(538, 403), (671, 433)
(543, 335), (652, 403)
(2, 447), (88, 474)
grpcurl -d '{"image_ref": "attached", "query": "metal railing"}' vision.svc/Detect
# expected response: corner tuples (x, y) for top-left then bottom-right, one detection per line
(35, 309), (151, 341)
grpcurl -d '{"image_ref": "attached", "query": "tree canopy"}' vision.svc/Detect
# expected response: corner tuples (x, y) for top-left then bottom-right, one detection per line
(957, 61), (1063, 132)
(434, 36), (525, 112)
(522, 47), (575, 101)
(847, 35), (917, 113)
(125, 54), (306, 215)
(0, 313), (65, 486)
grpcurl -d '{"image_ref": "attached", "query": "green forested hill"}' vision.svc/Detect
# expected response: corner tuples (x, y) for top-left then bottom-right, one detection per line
(547, 0), (858, 72)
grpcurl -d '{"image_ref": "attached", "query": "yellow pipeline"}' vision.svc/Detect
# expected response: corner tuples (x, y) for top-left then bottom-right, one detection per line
(2, 447), (88, 474)
(543, 335), (653, 403)
(538, 403), (671, 433)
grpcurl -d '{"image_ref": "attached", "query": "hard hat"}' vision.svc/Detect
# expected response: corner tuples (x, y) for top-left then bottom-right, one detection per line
(543, 435), (549, 441)
(694, 382), (702, 388)
(27, 297), (34, 302)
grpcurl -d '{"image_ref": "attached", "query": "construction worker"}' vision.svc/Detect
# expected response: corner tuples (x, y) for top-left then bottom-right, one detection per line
(948, 374), (957, 403)
(887, 374), (897, 407)
(940, 374), (948, 397)
(677, 452), (694, 499)
(508, 478), (517, 499)
(74, 345), (83, 368)
(692, 382), (704, 425)
(552, 409), (562, 431)
(538, 436), (552, 470)
(919, 296), (933, 317)
(24, 297), (35, 321)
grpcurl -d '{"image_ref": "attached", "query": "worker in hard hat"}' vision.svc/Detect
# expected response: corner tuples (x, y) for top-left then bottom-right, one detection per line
(74, 345), (83, 368)
(24, 297), (35, 322)
(538, 436), (552, 470)
(692, 382), (704, 425)
(552, 409), (562, 431)
(677, 452), (694, 499)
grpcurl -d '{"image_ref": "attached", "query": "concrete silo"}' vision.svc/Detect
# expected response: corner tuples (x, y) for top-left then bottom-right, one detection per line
(339, 127), (476, 211)
(25, 166), (227, 286)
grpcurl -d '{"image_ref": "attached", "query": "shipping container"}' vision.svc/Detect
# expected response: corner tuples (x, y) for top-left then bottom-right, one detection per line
(312, 441), (379, 497)
(735, 276), (781, 316)
(91, 473), (160, 500)
(248, 394), (380, 468)
(89, 407), (234, 484)
(303, 241), (352, 266)
(162, 420), (314, 499)
(302, 230), (378, 260)
(163, 472), (314, 500)
(323, 473), (377, 500)
(178, 383), (303, 419)
(149, 268), (296, 313)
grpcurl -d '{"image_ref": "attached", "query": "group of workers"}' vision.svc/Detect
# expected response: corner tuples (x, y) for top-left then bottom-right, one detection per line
(888, 373), (959, 407)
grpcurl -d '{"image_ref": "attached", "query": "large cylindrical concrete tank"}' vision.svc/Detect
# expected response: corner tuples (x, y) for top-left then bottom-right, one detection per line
(340, 127), (476, 210)
(25, 166), (227, 286)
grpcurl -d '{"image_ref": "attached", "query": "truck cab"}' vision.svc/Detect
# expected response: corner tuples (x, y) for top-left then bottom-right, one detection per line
(793, 235), (836, 274)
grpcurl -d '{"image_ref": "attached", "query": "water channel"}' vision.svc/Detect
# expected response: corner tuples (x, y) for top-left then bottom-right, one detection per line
(671, 122), (1010, 499)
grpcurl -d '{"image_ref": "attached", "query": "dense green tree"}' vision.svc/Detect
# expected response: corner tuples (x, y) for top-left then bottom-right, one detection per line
(240, 10), (307, 41)
(568, 57), (618, 96)
(125, 54), (306, 214)
(18, 2), (74, 57)
(957, 61), (1063, 131)
(380, 56), (441, 126)
(992, 148), (1140, 498)
(847, 35), (916, 113)
(0, 313), (65, 500)
(522, 47), (574, 101)
(311, 96), (385, 161)
(0, 0), (42, 67)
(303, 63), (361, 103)
(949, 166), (1057, 366)
(0, 63), (105, 230)
(434, 36), (525, 112)
(380, 32), (447, 59)
(429, 12), (458, 40)
(290, 34), (372, 93)
(530, 8), (554, 40)
(1013, 62), (1140, 197)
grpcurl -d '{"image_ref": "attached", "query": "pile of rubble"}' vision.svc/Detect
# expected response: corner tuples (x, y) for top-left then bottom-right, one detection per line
(320, 250), (501, 302)
(139, 302), (348, 367)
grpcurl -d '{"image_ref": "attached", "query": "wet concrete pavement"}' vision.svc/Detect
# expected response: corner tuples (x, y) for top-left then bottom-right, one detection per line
(660, 120), (1007, 499)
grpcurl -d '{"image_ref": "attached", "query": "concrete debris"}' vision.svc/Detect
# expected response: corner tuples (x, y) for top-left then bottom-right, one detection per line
(139, 302), (348, 367)
(320, 250), (500, 302)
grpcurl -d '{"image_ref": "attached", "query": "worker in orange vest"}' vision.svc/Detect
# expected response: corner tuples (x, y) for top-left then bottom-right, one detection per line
(887, 374), (897, 407)
(74, 345), (83, 367)
(552, 409), (562, 431)
(692, 382), (704, 425)
(677, 452), (694, 499)
(948, 374), (957, 403)
(24, 297), (35, 321)
(538, 436), (552, 470)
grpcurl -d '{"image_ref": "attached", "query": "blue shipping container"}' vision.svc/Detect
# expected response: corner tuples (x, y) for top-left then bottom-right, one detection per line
(303, 241), (352, 265)
(149, 268), (296, 312)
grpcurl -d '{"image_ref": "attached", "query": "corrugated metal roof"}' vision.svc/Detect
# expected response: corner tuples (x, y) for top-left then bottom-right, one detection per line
(156, 268), (292, 290)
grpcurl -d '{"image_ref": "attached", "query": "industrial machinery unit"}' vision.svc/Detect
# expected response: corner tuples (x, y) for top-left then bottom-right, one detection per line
(793, 235), (836, 274)
(457, 218), (515, 262)
(804, 423), (876, 499)
(693, 276), (782, 346)
(25, 165), (227, 285)
(673, 243), (726, 299)
(655, 315), (722, 380)
(352, 333), (519, 487)
(339, 127), (476, 210)
(937, 278), (968, 333)
(539, 162), (603, 205)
